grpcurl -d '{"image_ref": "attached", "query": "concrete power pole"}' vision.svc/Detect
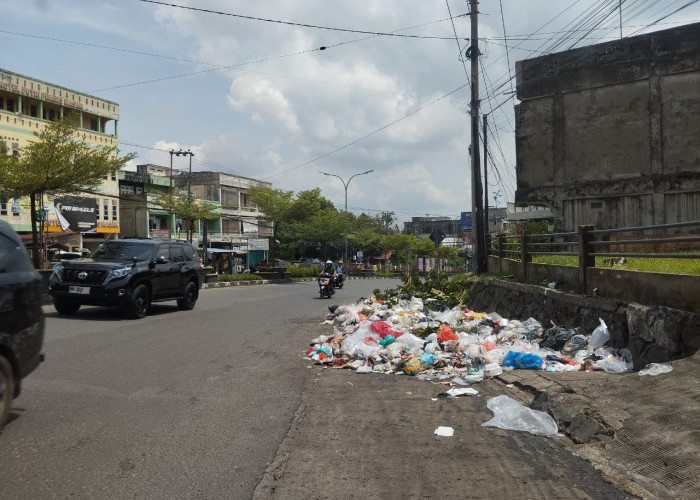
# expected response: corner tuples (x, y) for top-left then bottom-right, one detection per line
(483, 113), (489, 256)
(470, 0), (485, 273)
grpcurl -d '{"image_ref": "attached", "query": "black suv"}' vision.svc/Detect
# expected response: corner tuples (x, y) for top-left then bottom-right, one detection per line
(49, 238), (203, 319)
(0, 220), (45, 428)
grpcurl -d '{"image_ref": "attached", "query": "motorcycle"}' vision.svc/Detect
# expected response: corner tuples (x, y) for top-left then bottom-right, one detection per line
(318, 272), (335, 299)
(334, 273), (344, 289)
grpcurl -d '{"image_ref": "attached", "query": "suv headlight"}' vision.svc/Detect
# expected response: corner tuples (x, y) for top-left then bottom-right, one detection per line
(104, 267), (131, 283)
(51, 263), (64, 281)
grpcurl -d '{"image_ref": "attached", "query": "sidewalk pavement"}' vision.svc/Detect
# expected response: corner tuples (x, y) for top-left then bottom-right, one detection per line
(496, 352), (700, 499)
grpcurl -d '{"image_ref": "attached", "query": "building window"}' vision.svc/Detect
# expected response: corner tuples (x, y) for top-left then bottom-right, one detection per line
(0, 202), (6, 216)
(103, 204), (109, 220)
(111, 172), (116, 181)
(112, 204), (117, 220)
(30, 105), (37, 117)
(90, 119), (98, 131)
(48, 109), (55, 121)
(0, 97), (3, 109)
(6, 99), (14, 112)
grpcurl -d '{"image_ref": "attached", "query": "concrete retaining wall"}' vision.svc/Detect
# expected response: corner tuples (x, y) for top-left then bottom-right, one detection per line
(467, 277), (699, 369)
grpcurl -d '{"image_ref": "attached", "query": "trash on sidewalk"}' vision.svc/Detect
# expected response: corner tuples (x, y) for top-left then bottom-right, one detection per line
(437, 387), (479, 398)
(305, 294), (640, 384)
(638, 363), (673, 376)
(434, 426), (454, 437)
(482, 395), (559, 437)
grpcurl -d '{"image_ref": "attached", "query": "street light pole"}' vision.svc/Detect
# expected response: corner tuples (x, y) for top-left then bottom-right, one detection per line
(319, 169), (373, 271)
(169, 148), (195, 241)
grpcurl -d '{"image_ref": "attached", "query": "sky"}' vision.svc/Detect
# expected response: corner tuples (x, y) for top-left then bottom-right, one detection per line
(3, 0), (699, 227)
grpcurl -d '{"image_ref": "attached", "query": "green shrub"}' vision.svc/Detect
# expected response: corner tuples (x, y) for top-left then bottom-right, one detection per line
(286, 265), (321, 278)
(217, 273), (264, 282)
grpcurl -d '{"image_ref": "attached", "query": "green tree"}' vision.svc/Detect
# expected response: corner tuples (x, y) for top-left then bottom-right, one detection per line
(152, 192), (219, 242)
(0, 118), (136, 268)
(248, 186), (295, 260)
(296, 208), (346, 259)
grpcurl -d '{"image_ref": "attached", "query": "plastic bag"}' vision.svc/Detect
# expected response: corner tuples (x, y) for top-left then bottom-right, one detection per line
(437, 324), (458, 342)
(501, 351), (544, 370)
(378, 335), (395, 347)
(371, 321), (403, 339)
(394, 332), (424, 350)
(540, 326), (581, 350)
(482, 395), (558, 436)
(588, 318), (610, 350)
(403, 354), (435, 375)
(638, 363), (673, 376)
(594, 348), (633, 373)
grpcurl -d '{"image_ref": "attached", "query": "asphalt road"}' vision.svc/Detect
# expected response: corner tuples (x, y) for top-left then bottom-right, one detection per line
(0, 278), (399, 499)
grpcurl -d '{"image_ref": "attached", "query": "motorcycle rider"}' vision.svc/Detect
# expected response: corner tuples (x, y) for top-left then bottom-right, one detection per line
(322, 260), (336, 293)
(335, 261), (344, 287)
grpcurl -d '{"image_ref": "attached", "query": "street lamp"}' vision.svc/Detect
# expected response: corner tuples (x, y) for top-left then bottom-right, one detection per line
(319, 169), (373, 271)
(169, 149), (195, 240)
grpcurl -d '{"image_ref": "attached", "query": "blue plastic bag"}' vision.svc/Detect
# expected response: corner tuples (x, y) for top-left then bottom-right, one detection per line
(502, 351), (544, 370)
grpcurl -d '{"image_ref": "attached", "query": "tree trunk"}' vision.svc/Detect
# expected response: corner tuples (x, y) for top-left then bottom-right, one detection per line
(30, 194), (40, 269)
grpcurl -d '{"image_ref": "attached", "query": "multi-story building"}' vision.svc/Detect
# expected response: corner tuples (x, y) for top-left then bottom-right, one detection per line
(0, 68), (121, 250)
(177, 171), (273, 270)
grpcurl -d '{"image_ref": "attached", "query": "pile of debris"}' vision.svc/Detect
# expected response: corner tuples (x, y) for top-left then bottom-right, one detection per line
(305, 294), (637, 381)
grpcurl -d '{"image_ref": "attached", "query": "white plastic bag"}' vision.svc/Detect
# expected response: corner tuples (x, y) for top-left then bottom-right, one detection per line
(588, 318), (610, 350)
(482, 395), (559, 437)
(638, 363), (673, 376)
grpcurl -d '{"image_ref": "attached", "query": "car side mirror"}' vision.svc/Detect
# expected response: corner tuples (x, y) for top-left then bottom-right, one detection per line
(155, 255), (169, 264)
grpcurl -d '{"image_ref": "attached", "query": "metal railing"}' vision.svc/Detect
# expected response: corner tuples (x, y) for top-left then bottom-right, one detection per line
(488, 220), (700, 292)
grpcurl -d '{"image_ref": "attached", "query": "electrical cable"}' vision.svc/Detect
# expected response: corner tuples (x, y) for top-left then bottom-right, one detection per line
(136, 0), (465, 40)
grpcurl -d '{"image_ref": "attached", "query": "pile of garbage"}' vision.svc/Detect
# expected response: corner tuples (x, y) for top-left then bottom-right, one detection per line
(305, 294), (636, 381)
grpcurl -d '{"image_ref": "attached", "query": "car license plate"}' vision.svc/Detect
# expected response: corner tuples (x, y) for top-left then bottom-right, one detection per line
(68, 286), (90, 295)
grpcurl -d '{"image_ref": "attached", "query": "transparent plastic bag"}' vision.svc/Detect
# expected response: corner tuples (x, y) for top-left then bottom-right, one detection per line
(482, 395), (558, 436)
(588, 318), (610, 350)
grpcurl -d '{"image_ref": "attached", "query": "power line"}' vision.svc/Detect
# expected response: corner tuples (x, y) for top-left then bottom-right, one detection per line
(263, 83), (469, 179)
(136, 0), (466, 40)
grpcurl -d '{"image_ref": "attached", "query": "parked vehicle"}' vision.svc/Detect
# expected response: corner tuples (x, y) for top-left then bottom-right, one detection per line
(48, 238), (203, 319)
(318, 272), (335, 299)
(0, 220), (45, 428)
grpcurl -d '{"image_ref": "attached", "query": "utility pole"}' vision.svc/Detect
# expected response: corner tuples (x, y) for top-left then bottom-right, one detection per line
(469, 0), (485, 273)
(483, 113), (489, 257)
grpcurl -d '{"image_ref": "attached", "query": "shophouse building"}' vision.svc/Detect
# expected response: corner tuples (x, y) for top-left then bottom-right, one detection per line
(0, 68), (121, 251)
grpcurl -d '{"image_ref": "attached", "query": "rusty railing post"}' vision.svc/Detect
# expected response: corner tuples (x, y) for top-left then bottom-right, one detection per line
(578, 224), (595, 294)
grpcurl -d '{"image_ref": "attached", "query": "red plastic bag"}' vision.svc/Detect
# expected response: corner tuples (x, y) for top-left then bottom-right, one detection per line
(437, 324), (458, 342)
(371, 321), (403, 338)
(482, 340), (497, 351)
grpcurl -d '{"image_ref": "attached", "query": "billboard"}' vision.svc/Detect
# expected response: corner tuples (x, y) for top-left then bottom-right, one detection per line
(53, 196), (97, 232)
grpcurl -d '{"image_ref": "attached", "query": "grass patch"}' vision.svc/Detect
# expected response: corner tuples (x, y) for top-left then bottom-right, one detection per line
(531, 254), (700, 275)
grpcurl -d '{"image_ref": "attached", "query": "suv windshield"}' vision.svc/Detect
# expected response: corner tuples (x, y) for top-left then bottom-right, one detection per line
(91, 241), (154, 262)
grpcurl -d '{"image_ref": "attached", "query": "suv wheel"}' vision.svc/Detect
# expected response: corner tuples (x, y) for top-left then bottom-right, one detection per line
(125, 284), (151, 319)
(54, 299), (81, 316)
(0, 356), (15, 428)
(177, 281), (198, 310)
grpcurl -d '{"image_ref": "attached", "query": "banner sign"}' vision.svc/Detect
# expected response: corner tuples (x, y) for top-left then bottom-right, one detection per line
(54, 196), (97, 232)
(248, 238), (269, 251)
(242, 221), (258, 234)
(460, 212), (472, 230)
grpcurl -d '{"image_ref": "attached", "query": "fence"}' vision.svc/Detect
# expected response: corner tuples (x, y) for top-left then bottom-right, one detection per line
(487, 221), (700, 313)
